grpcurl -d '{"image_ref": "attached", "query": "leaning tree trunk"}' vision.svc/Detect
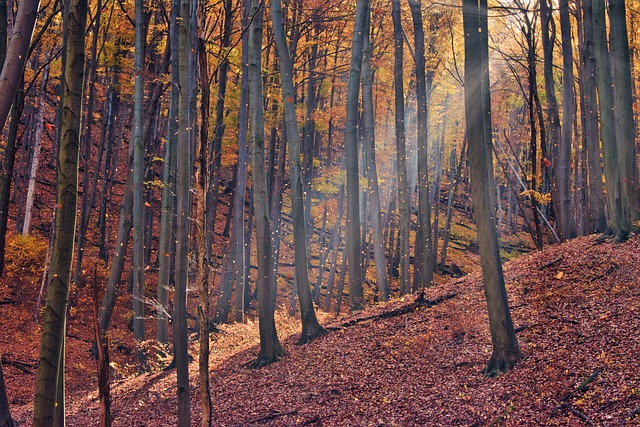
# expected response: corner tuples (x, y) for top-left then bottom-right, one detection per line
(32, 0), (87, 421)
(391, 0), (411, 296)
(463, 0), (522, 377)
(270, 0), (325, 343)
(0, 0), (39, 133)
(343, 0), (369, 311)
(249, 0), (283, 365)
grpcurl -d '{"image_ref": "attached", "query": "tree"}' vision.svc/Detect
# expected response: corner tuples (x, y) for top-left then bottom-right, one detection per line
(579, 0), (607, 233)
(592, 0), (624, 240)
(609, 0), (639, 229)
(269, 0), (325, 342)
(391, 0), (411, 296)
(408, 0), (435, 289)
(362, 11), (389, 301)
(0, 353), (14, 427)
(132, 0), (146, 366)
(173, 0), (192, 420)
(344, 0), (369, 311)
(249, 0), (283, 364)
(32, 0), (88, 420)
(462, 0), (522, 376)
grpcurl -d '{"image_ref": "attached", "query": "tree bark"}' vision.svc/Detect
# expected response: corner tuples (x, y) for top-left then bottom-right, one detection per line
(249, 0), (283, 365)
(391, 0), (411, 296)
(0, 353), (14, 427)
(32, 0), (87, 420)
(609, 0), (639, 230)
(174, 0), (192, 419)
(463, 0), (522, 377)
(362, 13), (389, 301)
(344, 0), (369, 311)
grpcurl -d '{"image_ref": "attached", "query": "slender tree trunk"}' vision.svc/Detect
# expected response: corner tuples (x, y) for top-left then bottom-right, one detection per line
(157, 0), (179, 343)
(32, 0), (87, 420)
(131, 0), (146, 367)
(323, 185), (344, 312)
(0, 353), (14, 427)
(0, 87), (23, 277)
(362, 14), (389, 301)
(440, 138), (466, 270)
(391, 0), (410, 296)
(344, 0), (368, 311)
(22, 65), (48, 236)
(408, 0), (435, 290)
(579, 0), (607, 233)
(0, 0), (39, 133)
(174, 0), (192, 419)
(249, 0), (283, 365)
(463, 0), (522, 377)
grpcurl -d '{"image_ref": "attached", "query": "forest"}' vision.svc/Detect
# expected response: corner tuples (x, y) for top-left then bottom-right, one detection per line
(0, 0), (639, 425)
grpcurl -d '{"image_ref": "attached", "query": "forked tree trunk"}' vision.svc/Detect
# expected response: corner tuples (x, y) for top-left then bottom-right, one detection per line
(463, 0), (522, 377)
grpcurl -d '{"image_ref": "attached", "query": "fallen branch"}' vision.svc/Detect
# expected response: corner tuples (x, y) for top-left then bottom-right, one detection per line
(326, 291), (457, 331)
(246, 410), (297, 424)
(551, 368), (602, 419)
(538, 256), (563, 270)
(1, 357), (35, 374)
(560, 403), (595, 426)
(0, 300), (19, 305)
(625, 404), (640, 424)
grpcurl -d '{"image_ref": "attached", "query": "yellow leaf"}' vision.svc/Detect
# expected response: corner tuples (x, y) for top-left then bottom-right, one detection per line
(555, 271), (564, 279)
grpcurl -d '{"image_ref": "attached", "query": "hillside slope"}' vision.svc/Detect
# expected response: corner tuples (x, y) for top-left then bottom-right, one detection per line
(8, 235), (640, 426)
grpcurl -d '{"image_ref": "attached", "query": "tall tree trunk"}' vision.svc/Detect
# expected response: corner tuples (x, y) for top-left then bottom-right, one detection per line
(32, 0), (87, 420)
(609, 0), (639, 230)
(0, 353), (14, 427)
(195, 34), (212, 427)
(174, 0), (192, 419)
(593, 0), (624, 239)
(268, 0), (326, 342)
(206, 0), (234, 253)
(157, 0), (180, 343)
(233, 0), (249, 324)
(0, 0), (39, 133)
(344, 0), (368, 311)
(249, 0), (283, 365)
(0, 87), (23, 277)
(362, 13), (389, 301)
(391, 0), (411, 296)
(131, 0), (146, 366)
(541, 0), (575, 240)
(408, 0), (435, 289)
(579, 0), (606, 233)
(463, 0), (522, 377)
(22, 64), (48, 236)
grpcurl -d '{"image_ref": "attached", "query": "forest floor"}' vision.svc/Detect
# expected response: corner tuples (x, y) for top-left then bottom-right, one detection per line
(3, 233), (640, 426)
